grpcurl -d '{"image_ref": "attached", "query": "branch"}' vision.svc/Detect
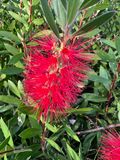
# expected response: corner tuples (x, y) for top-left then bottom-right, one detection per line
(0, 148), (32, 156)
(29, 0), (32, 24)
(77, 123), (120, 135)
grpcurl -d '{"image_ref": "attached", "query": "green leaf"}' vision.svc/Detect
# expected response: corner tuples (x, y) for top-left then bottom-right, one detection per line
(0, 118), (14, 148)
(33, 18), (44, 25)
(17, 80), (24, 95)
(82, 93), (107, 102)
(0, 95), (21, 106)
(85, 1), (110, 18)
(9, 11), (27, 27)
(15, 151), (32, 160)
(52, 0), (66, 30)
(11, 114), (26, 135)
(83, 133), (96, 154)
(0, 31), (20, 42)
(47, 139), (63, 153)
(88, 73), (111, 89)
(19, 128), (41, 139)
(4, 43), (20, 55)
(116, 37), (120, 54)
(109, 61), (117, 74)
(50, 127), (65, 141)
(8, 80), (21, 98)
(0, 137), (10, 151)
(99, 66), (109, 80)
(68, 108), (95, 114)
(61, 0), (67, 8)
(75, 11), (116, 35)
(0, 67), (23, 75)
(45, 123), (58, 133)
(40, 0), (59, 38)
(67, 0), (83, 24)
(85, 29), (100, 38)
(29, 116), (41, 130)
(80, 0), (100, 9)
(4, 155), (7, 160)
(97, 50), (116, 62)
(101, 39), (116, 49)
(9, 54), (23, 64)
(65, 125), (80, 142)
(0, 50), (9, 55)
(0, 105), (14, 113)
(66, 142), (80, 160)
(32, 0), (40, 6)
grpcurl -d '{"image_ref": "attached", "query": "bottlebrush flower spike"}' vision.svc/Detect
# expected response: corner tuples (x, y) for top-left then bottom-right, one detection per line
(99, 130), (120, 160)
(23, 35), (93, 120)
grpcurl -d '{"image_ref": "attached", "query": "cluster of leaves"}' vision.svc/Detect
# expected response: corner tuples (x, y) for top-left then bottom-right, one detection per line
(0, 0), (120, 160)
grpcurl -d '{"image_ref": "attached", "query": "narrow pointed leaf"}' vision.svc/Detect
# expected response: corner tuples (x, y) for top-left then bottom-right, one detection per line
(66, 125), (80, 142)
(47, 139), (63, 153)
(82, 93), (107, 102)
(0, 95), (21, 105)
(8, 80), (21, 98)
(0, 67), (23, 75)
(68, 107), (95, 114)
(9, 11), (27, 26)
(101, 39), (116, 49)
(9, 53), (23, 65)
(0, 118), (14, 148)
(83, 133), (96, 154)
(61, 0), (67, 8)
(40, 0), (59, 38)
(52, 0), (66, 30)
(4, 43), (20, 55)
(80, 0), (100, 9)
(45, 123), (58, 133)
(0, 137), (10, 151)
(75, 11), (116, 35)
(66, 142), (80, 160)
(67, 0), (83, 24)
(0, 31), (20, 43)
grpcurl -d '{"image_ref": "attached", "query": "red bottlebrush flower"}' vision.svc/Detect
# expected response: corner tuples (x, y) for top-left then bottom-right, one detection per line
(99, 131), (120, 160)
(23, 35), (93, 120)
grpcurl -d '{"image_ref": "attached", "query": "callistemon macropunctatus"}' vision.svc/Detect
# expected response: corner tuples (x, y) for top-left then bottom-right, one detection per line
(23, 35), (93, 120)
(99, 131), (120, 160)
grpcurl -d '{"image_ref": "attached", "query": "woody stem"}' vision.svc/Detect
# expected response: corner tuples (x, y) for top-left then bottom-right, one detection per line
(76, 123), (120, 135)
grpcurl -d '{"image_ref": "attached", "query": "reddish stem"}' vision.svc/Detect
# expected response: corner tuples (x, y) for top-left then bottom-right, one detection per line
(20, 0), (22, 16)
(105, 64), (119, 112)
(79, 10), (87, 28)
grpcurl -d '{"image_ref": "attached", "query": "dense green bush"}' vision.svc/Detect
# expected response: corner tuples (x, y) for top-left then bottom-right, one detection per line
(0, 0), (120, 159)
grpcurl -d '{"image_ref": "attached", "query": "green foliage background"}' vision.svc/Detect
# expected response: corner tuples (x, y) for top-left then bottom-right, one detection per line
(0, 0), (120, 159)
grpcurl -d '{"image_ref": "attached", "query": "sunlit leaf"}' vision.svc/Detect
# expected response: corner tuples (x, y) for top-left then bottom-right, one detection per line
(0, 118), (14, 148)
(65, 125), (80, 142)
(0, 137), (10, 151)
(47, 139), (63, 153)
